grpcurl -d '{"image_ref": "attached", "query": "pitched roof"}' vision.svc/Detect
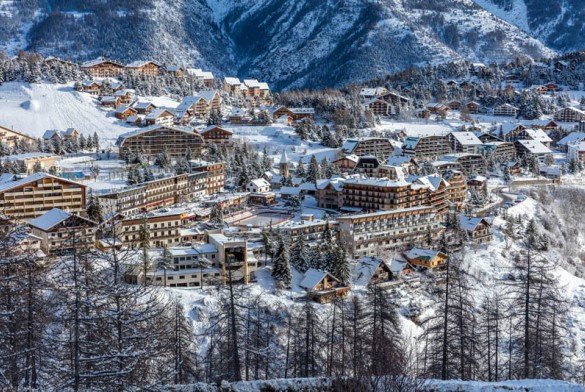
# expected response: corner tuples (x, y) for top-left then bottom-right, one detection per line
(352, 257), (391, 286)
(224, 77), (241, 85)
(145, 108), (174, 120)
(0, 172), (83, 194)
(459, 215), (489, 231)
(200, 125), (232, 135)
(116, 125), (197, 144)
(28, 208), (72, 230)
(558, 132), (585, 146)
(450, 131), (482, 146)
(280, 149), (289, 164)
(516, 139), (551, 154)
(524, 128), (552, 143)
(81, 57), (123, 68)
(404, 248), (441, 261)
(300, 268), (333, 290)
(126, 60), (161, 68)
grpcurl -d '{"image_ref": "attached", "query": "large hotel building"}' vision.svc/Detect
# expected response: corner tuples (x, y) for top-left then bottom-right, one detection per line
(0, 173), (86, 220)
(116, 125), (205, 160)
(337, 205), (443, 258)
(99, 164), (225, 217)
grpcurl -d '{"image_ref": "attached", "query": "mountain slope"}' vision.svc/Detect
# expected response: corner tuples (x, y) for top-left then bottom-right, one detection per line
(473, 0), (585, 52)
(0, 0), (567, 89)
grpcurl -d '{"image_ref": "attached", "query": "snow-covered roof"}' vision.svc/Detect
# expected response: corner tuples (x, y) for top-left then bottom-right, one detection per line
(558, 132), (585, 146)
(0, 173), (83, 194)
(404, 247), (441, 261)
(524, 128), (552, 143)
(117, 125), (196, 144)
(496, 103), (519, 110)
(387, 155), (413, 166)
(352, 257), (390, 286)
(0, 173), (16, 184)
(134, 101), (156, 109)
(28, 208), (72, 231)
(200, 125), (232, 135)
(81, 57), (123, 68)
(409, 175), (447, 191)
(224, 77), (241, 85)
(280, 149), (289, 164)
(244, 79), (260, 88)
(341, 139), (359, 153)
(450, 131), (482, 146)
(459, 215), (489, 231)
(316, 177), (345, 191)
(100, 96), (118, 103)
(344, 177), (411, 188)
(300, 268), (331, 291)
(402, 128), (451, 138)
(126, 60), (160, 68)
(145, 108), (174, 120)
(516, 139), (551, 154)
(249, 178), (270, 188)
(289, 107), (314, 114)
(279, 186), (301, 196)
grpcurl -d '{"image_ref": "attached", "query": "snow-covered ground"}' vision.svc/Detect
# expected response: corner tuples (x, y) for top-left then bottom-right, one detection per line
(0, 82), (130, 146)
(222, 123), (339, 165)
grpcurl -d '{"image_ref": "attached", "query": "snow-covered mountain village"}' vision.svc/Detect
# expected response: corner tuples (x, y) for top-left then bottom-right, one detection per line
(1, 51), (585, 391)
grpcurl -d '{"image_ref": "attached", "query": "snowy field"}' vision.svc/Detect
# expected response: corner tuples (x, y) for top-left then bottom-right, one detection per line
(0, 82), (130, 146)
(222, 123), (340, 165)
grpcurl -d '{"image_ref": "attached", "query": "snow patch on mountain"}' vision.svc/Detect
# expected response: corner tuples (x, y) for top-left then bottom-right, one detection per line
(473, 0), (531, 33)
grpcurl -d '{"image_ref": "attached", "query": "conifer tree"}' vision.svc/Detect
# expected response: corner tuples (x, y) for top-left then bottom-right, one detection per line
(272, 235), (292, 288)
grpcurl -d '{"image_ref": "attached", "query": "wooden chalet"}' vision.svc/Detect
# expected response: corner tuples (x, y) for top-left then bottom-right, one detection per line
(403, 248), (448, 269)
(81, 58), (125, 78)
(352, 257), (395, 287)
(114, 106), (138, 120)
(200, 125), (233, 146)
(459, 215), (493, 245)
(126, 61), (162, 76)
(145, 109), (175, 127)
(272, 106), (315, 122)
(299, 268), (350, 303)
(28, 208), (97, 255)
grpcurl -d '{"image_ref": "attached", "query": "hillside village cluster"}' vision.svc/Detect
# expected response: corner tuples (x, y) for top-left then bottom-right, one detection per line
(1, 55), (585, 303)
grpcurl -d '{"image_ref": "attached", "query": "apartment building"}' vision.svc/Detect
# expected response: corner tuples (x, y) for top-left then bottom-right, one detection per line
(480, 142), (517, 163)
(338, 206), (443, 258)
(342, 178), (430, 211)
(116, 125), (205, 160)
(0, 125), (37, 149)
(130, 233), (258, 287)
(175, 91), (222, 122)
(190, 161), (226, 195)
(440, 153), (487, 175)
(316, 178), (345, 209)
(99, 172), (210, 217)
(554, 107), (585, 123)
(119, 207), (192, 248)
(402, 135), (451, 160)
(449, 132), (483, 154)
(81, 58), (125, 78)
(0, 173), (86, 220)
(342, 137), (395, 160)
(443, 170), (467, 209)
(28, 208), (97, 254)
(274, 215), (338, 244)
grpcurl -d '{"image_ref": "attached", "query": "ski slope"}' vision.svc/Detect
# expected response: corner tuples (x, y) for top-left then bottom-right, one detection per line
(0, 82), (131, 147)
